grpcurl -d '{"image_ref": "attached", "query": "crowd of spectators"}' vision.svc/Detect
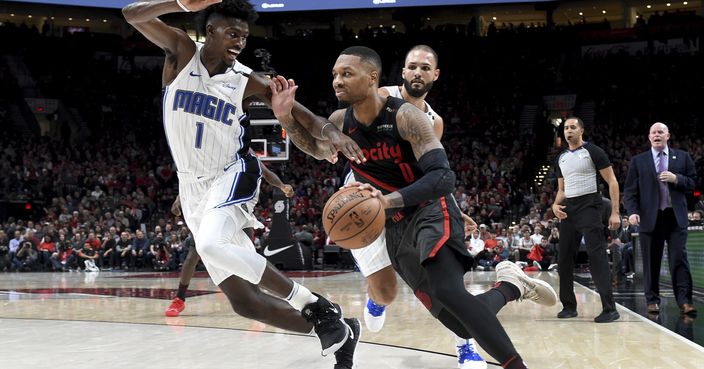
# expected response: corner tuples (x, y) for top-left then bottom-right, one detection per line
(0, 9), (702, 273)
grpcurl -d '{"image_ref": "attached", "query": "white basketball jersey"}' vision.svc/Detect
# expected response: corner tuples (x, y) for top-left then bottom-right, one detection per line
(382, 85), (438, 125)
(163, 43), (253, 178)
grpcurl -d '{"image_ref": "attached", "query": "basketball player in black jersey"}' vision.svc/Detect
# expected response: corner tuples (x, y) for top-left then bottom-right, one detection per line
(269, 46), (558, 369)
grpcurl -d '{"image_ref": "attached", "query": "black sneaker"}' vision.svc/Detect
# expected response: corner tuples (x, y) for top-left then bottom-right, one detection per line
(334, 318), (360, 369)
(557, 308), (578, 319)
(594, 309), (620, 323)
(301, 293), (348, 356)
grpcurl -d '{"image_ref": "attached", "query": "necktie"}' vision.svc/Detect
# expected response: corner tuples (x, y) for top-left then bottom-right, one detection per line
(657, 151), (669, 210)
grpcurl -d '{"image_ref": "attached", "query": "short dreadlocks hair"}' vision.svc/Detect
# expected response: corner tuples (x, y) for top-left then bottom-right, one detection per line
(195, 0), (258, 35)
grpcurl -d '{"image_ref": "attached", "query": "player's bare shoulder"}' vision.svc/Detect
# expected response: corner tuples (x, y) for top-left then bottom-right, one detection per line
(396, 103), (442, 158)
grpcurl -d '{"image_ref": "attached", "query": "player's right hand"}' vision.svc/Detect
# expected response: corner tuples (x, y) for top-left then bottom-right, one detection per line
(343, 182), (390, 209)
(180, 0), (222, 12)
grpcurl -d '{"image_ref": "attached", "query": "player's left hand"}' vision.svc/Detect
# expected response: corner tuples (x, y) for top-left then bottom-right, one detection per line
(324, 128), (366, 164)
(608, 213), (620, 231)
(268, 75), (297, 122)
(281, 184), (295, 198)
(324, 153), (338, 164)
(659, 171), (677, 183)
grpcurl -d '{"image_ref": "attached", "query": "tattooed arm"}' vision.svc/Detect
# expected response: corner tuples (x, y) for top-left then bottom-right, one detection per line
(244, 73), (364, 162)
(381, 103), (455, 209)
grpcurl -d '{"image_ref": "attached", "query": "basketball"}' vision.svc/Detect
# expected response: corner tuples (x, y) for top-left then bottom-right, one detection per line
(322, 187), (386, 249)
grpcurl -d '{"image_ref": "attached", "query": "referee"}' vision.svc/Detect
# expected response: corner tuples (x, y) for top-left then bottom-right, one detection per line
(551, 117), (621, 323)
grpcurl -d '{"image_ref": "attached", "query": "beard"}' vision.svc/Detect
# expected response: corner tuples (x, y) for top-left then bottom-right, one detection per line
(403, 79), (433, 98)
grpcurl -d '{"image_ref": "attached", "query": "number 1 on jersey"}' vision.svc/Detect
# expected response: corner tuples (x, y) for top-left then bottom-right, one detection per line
(195, 122), (204, 149)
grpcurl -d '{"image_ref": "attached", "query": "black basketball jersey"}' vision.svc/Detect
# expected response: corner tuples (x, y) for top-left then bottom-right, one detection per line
(343, 97), (423, 195)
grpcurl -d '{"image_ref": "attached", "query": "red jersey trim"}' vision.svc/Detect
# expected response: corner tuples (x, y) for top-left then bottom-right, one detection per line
(428, 197), (451, 258)
(350, 163), (400, 192)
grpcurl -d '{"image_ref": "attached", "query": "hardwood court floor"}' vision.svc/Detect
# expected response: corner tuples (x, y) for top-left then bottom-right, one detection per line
(0, 270), (702, 369)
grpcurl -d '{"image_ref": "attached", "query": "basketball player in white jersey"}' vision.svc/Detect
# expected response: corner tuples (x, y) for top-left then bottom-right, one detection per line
(122, 1), (362, 367)
(165, 155), (295, 318)
(340, 45), (485, 369)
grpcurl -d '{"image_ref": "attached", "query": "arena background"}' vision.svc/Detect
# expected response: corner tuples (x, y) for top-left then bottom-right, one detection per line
(1, 0), (703, 350)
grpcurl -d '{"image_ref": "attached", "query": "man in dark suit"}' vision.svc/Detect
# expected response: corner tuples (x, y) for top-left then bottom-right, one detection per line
(624, 122), (697, 316)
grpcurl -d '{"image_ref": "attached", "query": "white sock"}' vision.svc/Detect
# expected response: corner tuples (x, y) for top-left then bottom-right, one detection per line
(285, 281), (318, 311)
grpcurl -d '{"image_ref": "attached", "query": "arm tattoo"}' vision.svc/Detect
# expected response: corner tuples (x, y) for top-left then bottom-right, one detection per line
(281, 109), (344, 159)
(281, 121), (321, 157)
(385, 192), (405, 208)
(396, 104), (442, 159)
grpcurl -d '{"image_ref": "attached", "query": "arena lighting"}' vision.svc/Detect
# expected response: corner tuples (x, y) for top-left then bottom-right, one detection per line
(103, 19), (107, 22)
(28, 14), (33, 18)
(492, 16), (497, 20)
(10, 13), (15, 16)
(683, 1), (688, 4)
(647, 4), (652, 8)
(86, 18), (90, 21)
(602, 10), (606, 14)
(50, 16), (54, 19)
(666, 2), (671, 6)
(578, 11), (583, 16)
(68, 17), (72, 21)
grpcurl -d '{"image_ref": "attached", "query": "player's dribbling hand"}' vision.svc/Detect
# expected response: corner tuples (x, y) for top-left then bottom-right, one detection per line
(180, 0), (222, 12)
(552, 204), (567, 220)
(343, 182), (390, 209)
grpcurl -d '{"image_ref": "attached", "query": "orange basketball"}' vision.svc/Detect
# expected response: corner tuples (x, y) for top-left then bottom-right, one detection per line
(322, 187), (385, 249)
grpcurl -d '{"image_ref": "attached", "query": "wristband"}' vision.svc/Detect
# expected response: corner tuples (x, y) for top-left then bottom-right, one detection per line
(320, 122), (333, 139)
(175, 0), (190, 12)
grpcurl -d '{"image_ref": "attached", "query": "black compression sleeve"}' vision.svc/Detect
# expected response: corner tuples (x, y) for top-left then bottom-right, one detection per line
(397, 148), (456, 207)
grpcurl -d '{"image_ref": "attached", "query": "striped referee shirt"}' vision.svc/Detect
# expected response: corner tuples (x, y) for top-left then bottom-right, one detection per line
(555, 142), (611, 198)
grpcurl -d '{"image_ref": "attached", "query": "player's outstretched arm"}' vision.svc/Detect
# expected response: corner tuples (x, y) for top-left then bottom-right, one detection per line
(246, 73), (365, 163)
(384, 104), (453, 209)
(122, 1), (207, 81)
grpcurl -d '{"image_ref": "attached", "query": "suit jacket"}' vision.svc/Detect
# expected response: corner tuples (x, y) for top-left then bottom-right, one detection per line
(624, 148), (697, 232)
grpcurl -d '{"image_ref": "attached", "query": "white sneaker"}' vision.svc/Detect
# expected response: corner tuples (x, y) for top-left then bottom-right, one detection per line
(532, 260), (542, 270)
(548, 264), (558, 271)
(456, 338), (487, 369)
(363, 297), (386, 333)
(496, 261), (557, 306)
